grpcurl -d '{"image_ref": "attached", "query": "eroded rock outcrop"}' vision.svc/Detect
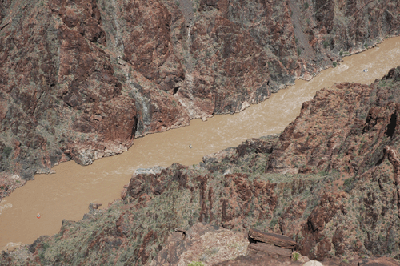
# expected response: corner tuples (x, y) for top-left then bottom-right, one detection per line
(383, 146), (400, 218)
(3, 68), (400, 265)
(151, 223), (249, 265)
(0, 0), (139, 182)
(215, 229), (304, 266)
(1, 0), (399, 183)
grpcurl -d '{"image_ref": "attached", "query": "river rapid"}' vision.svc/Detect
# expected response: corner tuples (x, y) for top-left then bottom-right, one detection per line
(1, 36), (400, 251)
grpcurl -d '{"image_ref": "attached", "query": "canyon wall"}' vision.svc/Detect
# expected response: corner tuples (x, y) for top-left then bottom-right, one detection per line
(3, 67), (400, 264)
(0, 0), (399, 182)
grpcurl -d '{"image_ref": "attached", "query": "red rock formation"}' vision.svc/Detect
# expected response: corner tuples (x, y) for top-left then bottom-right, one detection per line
(383, 146), (400, 218)
(266, 78), (400, 179)
(298, 192), (347, 260)
(4, 71), (400, 263)
(0, 0), (400, 183)
(248, 228), (297, 249)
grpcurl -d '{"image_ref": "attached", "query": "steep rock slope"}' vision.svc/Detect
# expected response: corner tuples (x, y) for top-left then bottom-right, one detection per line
(0, 0), (399, 184)
(2, 68), (400, 265)
(0, 0), (139, 181)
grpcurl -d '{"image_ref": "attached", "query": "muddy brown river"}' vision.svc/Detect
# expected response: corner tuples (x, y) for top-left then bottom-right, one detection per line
(1, 36), (400, 251)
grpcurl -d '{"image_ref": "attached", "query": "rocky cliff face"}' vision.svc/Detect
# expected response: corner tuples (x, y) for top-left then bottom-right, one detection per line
(0, 0), (139, 181)
(0, 0), (399, 182)
(2, 68), (400, 265)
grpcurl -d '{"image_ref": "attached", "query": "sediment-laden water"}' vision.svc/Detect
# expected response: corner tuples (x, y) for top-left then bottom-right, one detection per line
(1, 36), (400, 251)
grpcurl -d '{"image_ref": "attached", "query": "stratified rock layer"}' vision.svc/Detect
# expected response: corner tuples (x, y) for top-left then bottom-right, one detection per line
(248, 228), (297, 249)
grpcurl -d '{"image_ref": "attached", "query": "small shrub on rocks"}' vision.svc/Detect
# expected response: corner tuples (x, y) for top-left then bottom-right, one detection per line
(188, 261), (204, 266)
(293, 252), (300, 261)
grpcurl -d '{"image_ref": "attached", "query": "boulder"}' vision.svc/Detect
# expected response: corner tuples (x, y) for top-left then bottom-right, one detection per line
(249, 228), (297, 249)
(302, 260), (324, 266)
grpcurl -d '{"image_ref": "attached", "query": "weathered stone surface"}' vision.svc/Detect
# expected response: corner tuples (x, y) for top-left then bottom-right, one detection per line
(152, 223), (249, 266)
(4, 46), (400, 266)
(214, 255), (304, 266)
(247, 242), (292, 259)
(303, 261), (323, 266)
(267, 68), (400, 180)
(249, 228), (297, 249)
(0, 173), (25, 203)
(383, 146), (400, 218)
(88, 203), (102, 211)
(0, 0), (139, 181)
(358, 256), (400, 266)
(1, 0), (400, 183)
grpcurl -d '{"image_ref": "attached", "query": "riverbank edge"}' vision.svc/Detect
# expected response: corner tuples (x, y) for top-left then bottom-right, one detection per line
(1, 34), (399, 205)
